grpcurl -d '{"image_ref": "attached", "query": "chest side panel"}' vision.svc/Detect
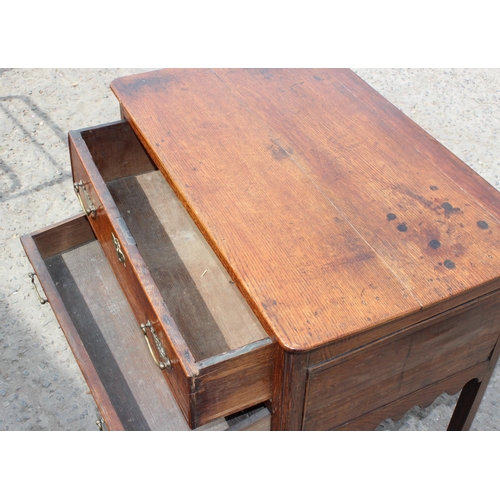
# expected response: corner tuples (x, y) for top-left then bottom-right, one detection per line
(303, 290), (500, 430)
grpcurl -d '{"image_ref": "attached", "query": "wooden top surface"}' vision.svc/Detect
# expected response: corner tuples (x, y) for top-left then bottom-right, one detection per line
(111, 69), (500, 352)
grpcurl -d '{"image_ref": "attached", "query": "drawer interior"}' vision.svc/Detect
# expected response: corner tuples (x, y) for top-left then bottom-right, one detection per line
(80, 124), (269, 362)
(22, 215), (270, 431)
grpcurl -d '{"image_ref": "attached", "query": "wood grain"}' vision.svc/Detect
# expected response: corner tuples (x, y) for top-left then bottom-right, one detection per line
(334, 362), (489, 431)
(215, 69), (500, 310)
(80, 120), (157, 181)
(107, 171), (268, 360)
(69, 121), (275, 427)
(70, 126), (197, 423)
(111, 69), (423, 352)
(31, 213), (95, 259)
(448, 330), (500, 430)
(111, 69), (500, 353)
(194, 339), (274, 427)
(271, 349), (309, 430)
(108, 174), (229, 360)
(49, 246), (153, 430)
(21, 220), (125, 431)
(302, 290), (500, 430)
(22, 217), (277, 430)
(52, 70), (500, 431)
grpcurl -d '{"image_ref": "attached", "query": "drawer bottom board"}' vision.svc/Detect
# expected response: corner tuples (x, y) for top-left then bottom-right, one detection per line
(22, 215), (270, 431)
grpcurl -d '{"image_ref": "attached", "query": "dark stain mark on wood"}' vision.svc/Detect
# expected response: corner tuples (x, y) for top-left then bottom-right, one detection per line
(322, 252), (375, 269)
(430, 186), (439, 191)
(444, 260), (456, 269)
(477, 220), (489, 230)
(258, 69), (273, 80)
(116, 74), (177, 97)
(401, 187), (433, 208)
(313, 75), (322, 81)
(429, 240), (441, 249)
(387, 213), (397, 221)
(397, 223), (408, 232)
(424, 226), (442, 243)
(451, 243), (466, 258)
(441, 202), (461, 214)
(270, 143), (289, 161)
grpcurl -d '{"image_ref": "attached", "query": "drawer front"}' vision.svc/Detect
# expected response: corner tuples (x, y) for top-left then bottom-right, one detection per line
(194, 341), (275, 427)
(21, 215), (271, 431)
(303, 291), (500, 430)
(69, 121), (274, 427)
(70, 130), (194, 423)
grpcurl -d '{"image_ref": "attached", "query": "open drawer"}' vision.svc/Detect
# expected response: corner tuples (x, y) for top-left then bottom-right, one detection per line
(21, 215), (271, 431)
(68, 121), (275, 428)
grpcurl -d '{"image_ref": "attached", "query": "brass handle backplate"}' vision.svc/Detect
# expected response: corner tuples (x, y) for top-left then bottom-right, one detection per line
(28, 272), (48, 304)
(74, 180), (96, 218)
(141, 320), (171, 370)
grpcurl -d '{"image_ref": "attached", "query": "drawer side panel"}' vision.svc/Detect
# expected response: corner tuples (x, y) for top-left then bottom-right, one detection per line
(70, 129), (196, 424)
(21, 220), (125, 431)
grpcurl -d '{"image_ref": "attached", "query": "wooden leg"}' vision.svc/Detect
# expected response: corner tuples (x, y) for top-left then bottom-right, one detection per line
(271, 350), (309, 430)
(447, 378), (482, 431)
(448, 334), (500, 431)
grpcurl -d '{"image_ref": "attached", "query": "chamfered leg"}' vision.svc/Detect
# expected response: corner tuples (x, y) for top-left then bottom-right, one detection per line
(448, 335), (500, 431)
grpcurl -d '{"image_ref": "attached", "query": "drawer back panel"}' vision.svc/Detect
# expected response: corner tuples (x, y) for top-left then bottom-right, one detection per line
(81, 121), (157, 181)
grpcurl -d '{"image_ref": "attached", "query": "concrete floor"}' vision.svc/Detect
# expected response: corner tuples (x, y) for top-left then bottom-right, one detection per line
(1, 68), (499, 431)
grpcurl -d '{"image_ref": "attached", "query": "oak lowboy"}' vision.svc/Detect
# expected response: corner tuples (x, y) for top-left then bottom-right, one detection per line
(22, 69), (500, 430)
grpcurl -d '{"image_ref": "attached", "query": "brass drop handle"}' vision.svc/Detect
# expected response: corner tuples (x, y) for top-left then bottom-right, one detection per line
(74, 180), (96, 218)
(111, 232), (126, 267)
(141, 321), (172, 370)
(28, 272), (48, 304)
